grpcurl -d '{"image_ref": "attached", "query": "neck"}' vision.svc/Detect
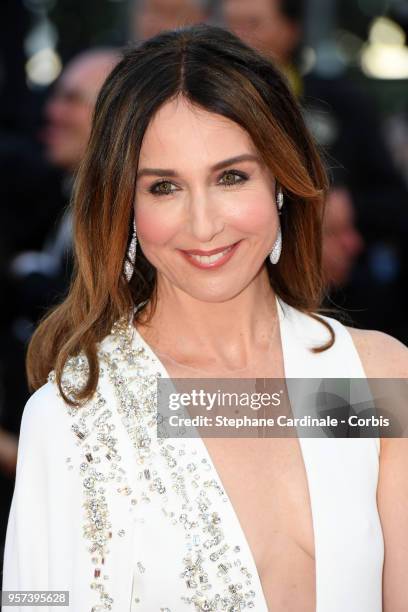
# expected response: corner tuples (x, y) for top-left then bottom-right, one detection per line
(136, 266), (280, 368)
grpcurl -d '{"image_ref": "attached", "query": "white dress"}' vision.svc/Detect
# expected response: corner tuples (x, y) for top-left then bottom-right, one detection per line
(2, 296), (384, 611)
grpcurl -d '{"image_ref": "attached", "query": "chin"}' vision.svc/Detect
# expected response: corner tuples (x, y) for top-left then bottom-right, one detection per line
(177, 280), (250, 305)
(45, 149), (69, 168)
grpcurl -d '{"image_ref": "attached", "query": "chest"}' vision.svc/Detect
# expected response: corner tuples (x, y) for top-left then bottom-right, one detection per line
(158, 356), (316, 608)
(202, 436), (316, 610)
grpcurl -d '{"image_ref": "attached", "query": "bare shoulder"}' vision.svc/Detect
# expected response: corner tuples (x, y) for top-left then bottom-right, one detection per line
(345, 327), (408, 456)
(345, 325), (408, 378)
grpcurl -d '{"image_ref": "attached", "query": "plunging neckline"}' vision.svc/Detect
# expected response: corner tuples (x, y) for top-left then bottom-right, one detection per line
(130, 295), (317, 611)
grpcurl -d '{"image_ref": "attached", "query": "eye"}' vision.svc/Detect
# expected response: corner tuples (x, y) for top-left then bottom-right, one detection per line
(148, 169), (249, 197)
(219, 169), (248, 187)
(148, 180), (177, 197)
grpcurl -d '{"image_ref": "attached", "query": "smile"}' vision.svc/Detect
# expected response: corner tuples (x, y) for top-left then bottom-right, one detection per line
(179, 241), (241, 269)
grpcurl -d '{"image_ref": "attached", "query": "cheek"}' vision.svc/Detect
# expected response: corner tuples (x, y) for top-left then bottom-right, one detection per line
(227, 191), (276, 233)
(135, 203), (180, 245)
(69, 111), (92, 142)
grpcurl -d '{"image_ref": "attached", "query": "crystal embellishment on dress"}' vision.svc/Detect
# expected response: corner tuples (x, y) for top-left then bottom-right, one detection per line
(47, 308), (260, 611)
(48, 353), (129, 611)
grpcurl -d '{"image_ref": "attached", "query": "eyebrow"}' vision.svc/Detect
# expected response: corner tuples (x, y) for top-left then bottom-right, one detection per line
(136, 153), (260, 179)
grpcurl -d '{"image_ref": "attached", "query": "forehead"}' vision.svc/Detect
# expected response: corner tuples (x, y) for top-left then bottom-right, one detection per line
(139, 97), (257, 160)
(226, 0), (279, 16)
(58, 56), (114, 95)
(143, 0), (200, 11)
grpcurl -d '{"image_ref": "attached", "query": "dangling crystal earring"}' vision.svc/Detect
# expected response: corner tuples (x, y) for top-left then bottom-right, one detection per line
(124, 218), (137, 282)
(269, 186), (284, 264)
(269, 225), (282, 264)
(276, 186), (284, 215)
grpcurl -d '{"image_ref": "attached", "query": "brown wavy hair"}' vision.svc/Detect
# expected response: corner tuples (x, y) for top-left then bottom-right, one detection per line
(27, 23), (334, 406)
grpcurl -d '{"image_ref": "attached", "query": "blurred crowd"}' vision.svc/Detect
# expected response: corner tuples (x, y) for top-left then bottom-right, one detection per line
(1, 0), (408, 567)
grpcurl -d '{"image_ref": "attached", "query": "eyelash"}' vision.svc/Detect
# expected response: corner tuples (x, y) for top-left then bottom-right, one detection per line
(148, 169), (249, 197)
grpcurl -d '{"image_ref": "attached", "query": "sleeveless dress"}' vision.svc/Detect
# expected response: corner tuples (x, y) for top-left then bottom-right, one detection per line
(128, 295), (384, 611)
(2, 295), (384, 612)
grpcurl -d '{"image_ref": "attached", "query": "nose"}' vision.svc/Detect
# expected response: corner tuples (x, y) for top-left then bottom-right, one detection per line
(187, 190), (225, 244)
(45, 95), (65, 123)
(341, 226), (365, 258)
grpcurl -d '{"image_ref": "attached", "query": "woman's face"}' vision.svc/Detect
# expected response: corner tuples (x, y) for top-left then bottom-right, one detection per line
(134, 96), (279, 303)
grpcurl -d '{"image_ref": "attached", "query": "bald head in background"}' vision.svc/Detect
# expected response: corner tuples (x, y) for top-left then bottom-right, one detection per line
(42, 49), (121, 172)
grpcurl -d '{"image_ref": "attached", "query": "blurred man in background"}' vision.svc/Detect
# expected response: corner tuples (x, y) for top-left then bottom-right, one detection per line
(322, 186), (365, 290)
(223, 0), (408, 337)
(10, 48), (120, 332)
(0, 48), (119, 562)
(42, 49), (119, 173)
(223, 0), (303, 91)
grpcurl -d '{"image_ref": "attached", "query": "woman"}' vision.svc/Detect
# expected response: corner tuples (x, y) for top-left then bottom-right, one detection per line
(3, 24), (408, 612)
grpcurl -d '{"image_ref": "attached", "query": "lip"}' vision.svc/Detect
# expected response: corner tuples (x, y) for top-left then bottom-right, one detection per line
(181, 242), (240, 256)
(179, 240), (242, 270)
(40, 125), (67, 145)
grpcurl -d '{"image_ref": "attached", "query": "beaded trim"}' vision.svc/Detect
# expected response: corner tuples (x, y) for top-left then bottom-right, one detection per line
(48, 313), (259, 611)
(48, 354), (120, 611)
